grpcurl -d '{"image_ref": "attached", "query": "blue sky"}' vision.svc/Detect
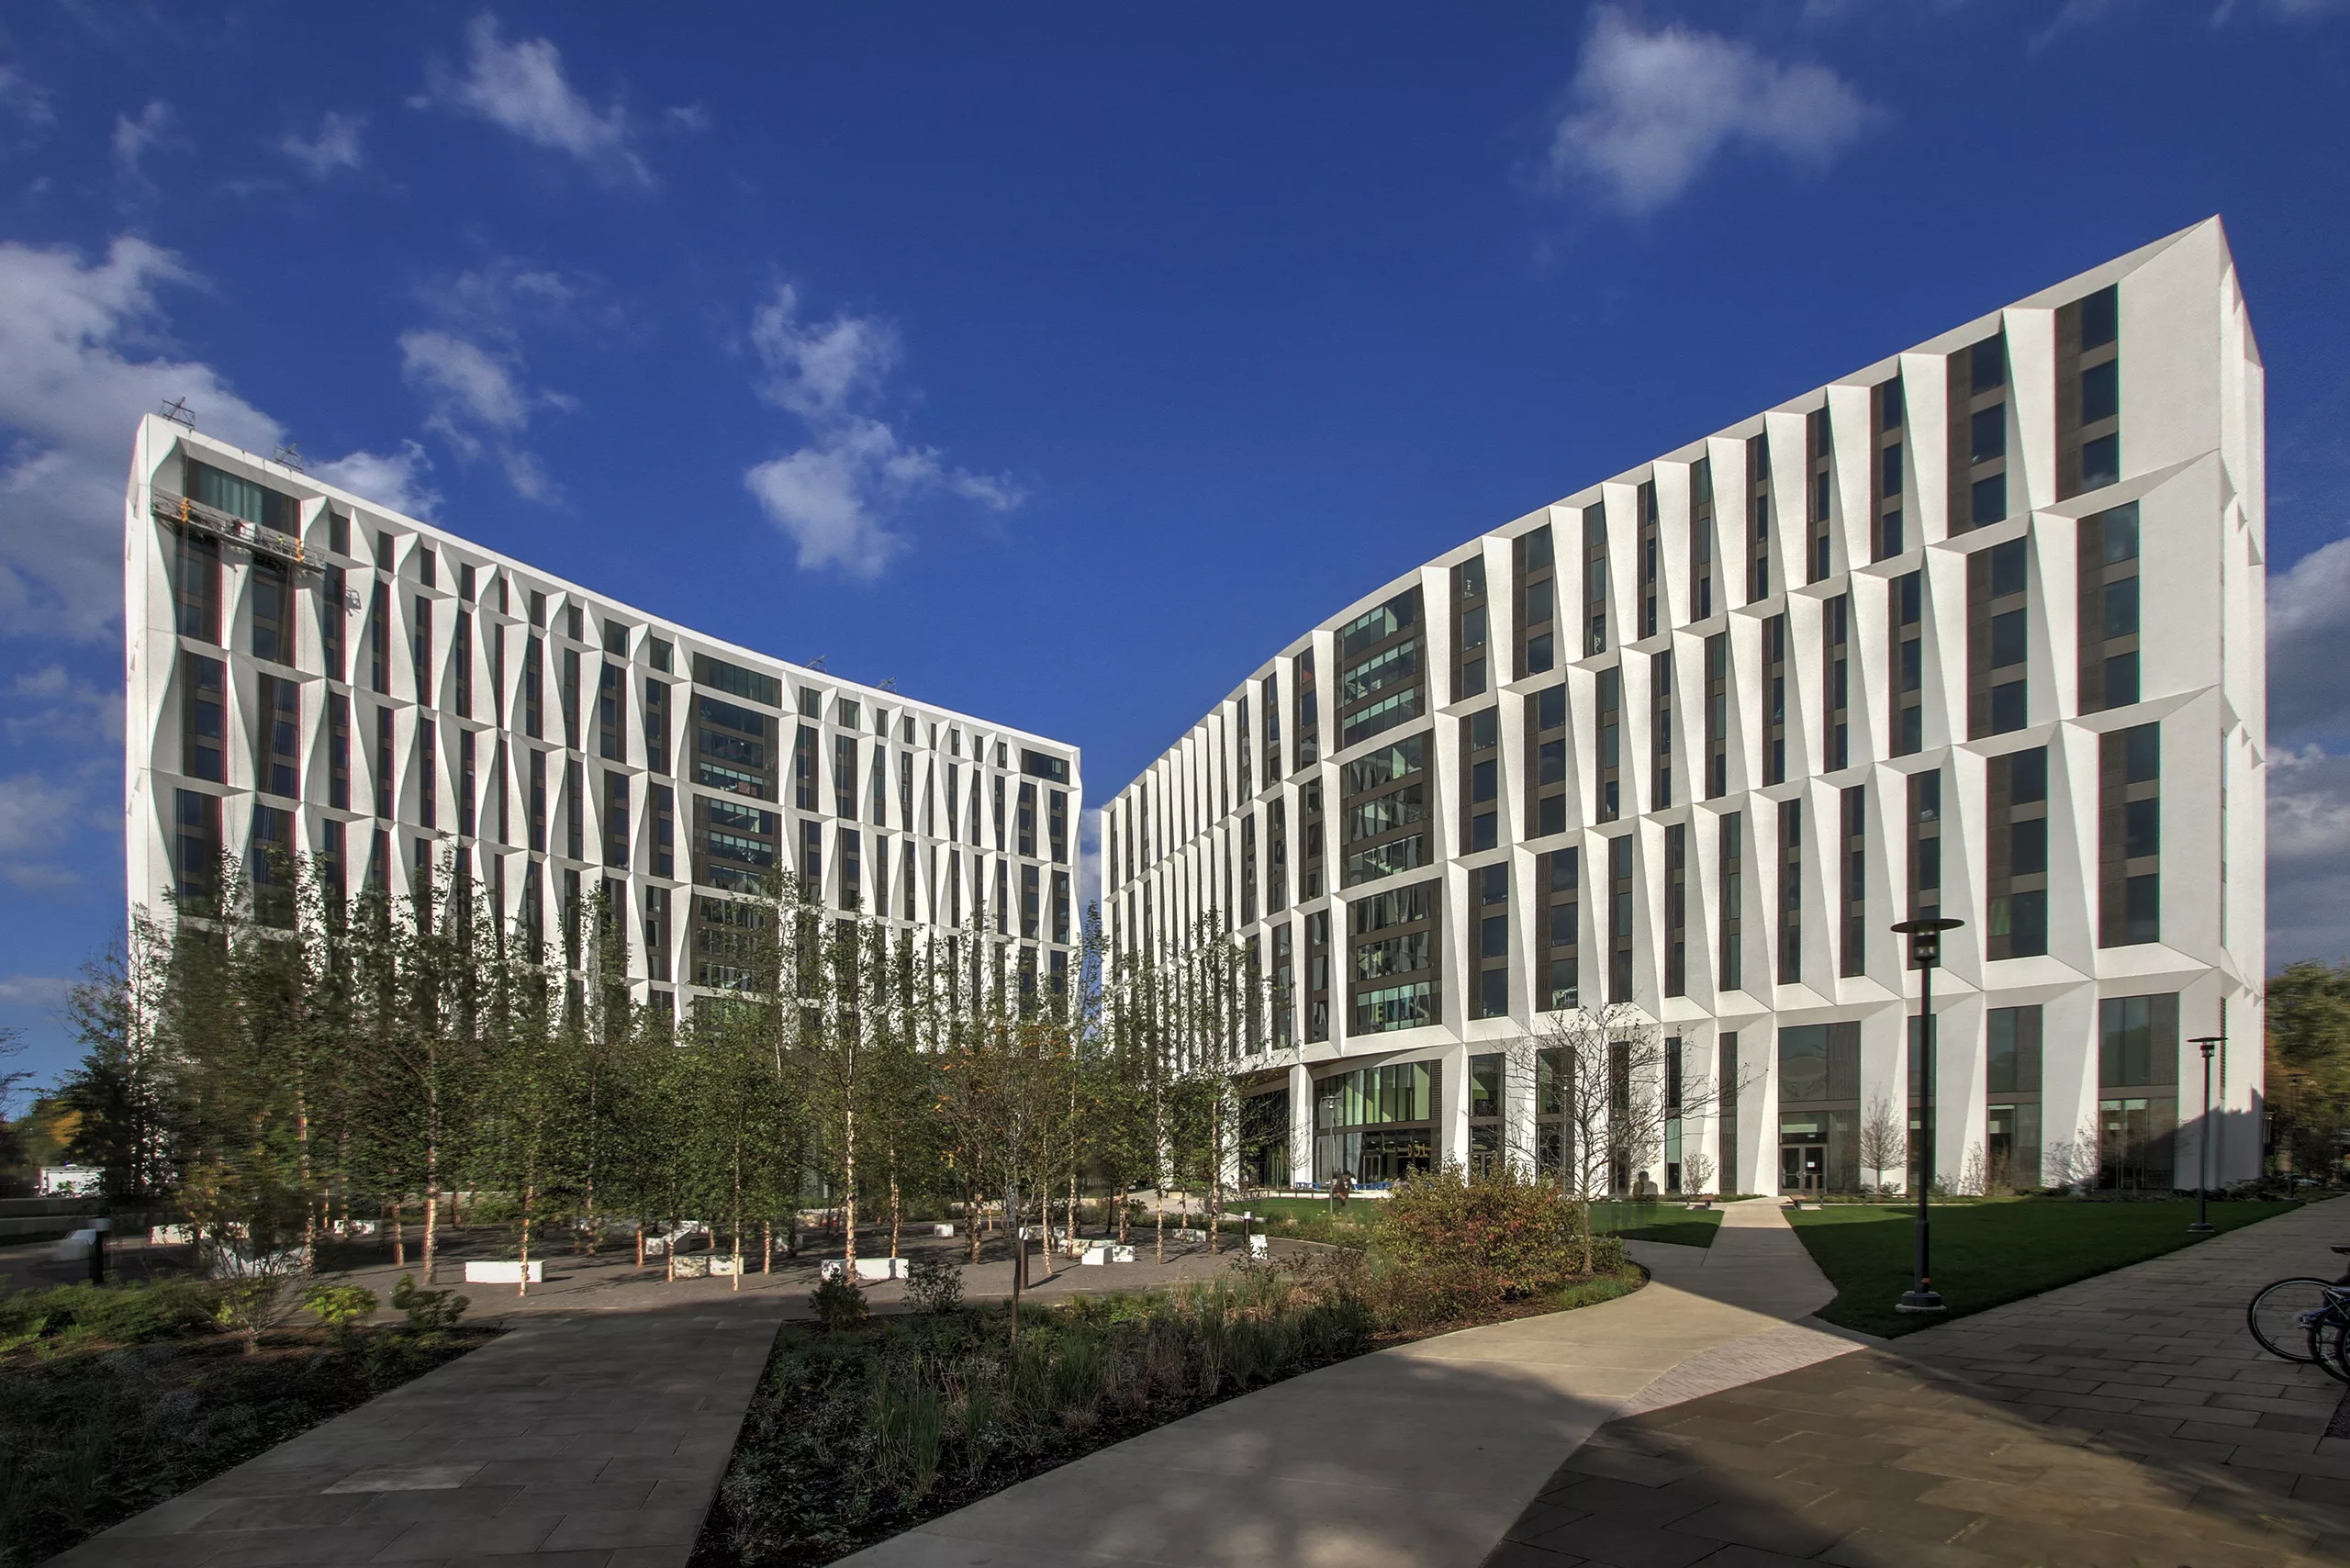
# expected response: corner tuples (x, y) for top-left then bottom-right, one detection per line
(2, 2), (2348, 1089)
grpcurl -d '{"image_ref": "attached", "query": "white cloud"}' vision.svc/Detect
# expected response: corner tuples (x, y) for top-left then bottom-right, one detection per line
(0, 62), (55, 128)
(742, 285), (1020, 578)
(400, 328), (531, 436)
(750, 284), (901, 420)
(431, 14), (649, 186)
(2268, 532), (2350, 745)
(1548, 8), (1878, 217)
(0, 771), (83, 891)
(0, 974), (69, 1005)
(111, 99), (174, 186)
(397, 327), (565, 501)
(0, 237), (280, 634)
(313, 441), (441, 520)
(6, 665), (123, 746)
(2270, 745), (2350, 965)
(280, 111), (364, 178)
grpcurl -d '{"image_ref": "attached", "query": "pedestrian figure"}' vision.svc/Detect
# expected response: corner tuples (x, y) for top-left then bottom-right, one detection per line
(1330, 1170), (1353, 1212)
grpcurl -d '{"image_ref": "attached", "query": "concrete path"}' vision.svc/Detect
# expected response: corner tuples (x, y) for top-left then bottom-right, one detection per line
(1488, 1199), (2350, 1566)
(47, 1304), (784, 1568)
(836, 1199), (1863, 1568)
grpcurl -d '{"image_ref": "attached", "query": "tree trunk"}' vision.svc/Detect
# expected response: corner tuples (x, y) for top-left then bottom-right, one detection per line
(1005, 1175), (1022, 1342)
(635, 1222), (644, 1270)
(518, 1177), (534, 1298)
(889, 1167), (901, 1260)
(390, 1199), (405, 1269)
(763, 1221), (773, 1274)
(843, 1100), (858, 1274)
(1208, 1100), (1223, 1255)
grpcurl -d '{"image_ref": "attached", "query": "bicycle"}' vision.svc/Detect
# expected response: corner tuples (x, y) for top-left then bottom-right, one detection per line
(2246, 1246), (2350, 1382)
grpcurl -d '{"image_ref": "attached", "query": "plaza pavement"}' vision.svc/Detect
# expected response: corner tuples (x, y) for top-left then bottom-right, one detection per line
(49, 1198), (2350, 1567)
(1488, 1197), (2350, 1567)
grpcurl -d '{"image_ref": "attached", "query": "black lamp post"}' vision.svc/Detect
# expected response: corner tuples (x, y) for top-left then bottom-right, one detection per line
(1893, 916), (1964, 1316)
(2188, 1035), (2222, 1233)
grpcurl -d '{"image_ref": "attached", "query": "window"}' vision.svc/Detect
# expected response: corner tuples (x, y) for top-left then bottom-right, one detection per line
(256, 672), (299, 799)
(2099, 722), (2160, 947)
(1664, 823), (1686, 997)
(1776, 800), (1802, 986)
(1651, 648), (1673, 809)
(328, 693), (350, 810)
(1762, 614), (1787, 785)
(1516, 528), (1556, 676)
(1839, 785), (1865, 979)
(1823, 594), (1850, 771)
(1543, 847), (1578, 1010)
(1453, 555), (1489, 700)
(2061, 284), (2122, 500)
(1985, 1005), (2043, 1190)
(692, 654), (782, 708)
(1874, 378), (1906, 561)
(251, 560), (290, 664)
(2077, 501), (2142, 711)
(1691, 457), (1717, 619)
(2097, 993), (2177, 1191)
(1528, 684), (1569, 837)
(1986, 747), (2050, 959)
(1581, 505), (1607, 658)
(1474, 862), (1508, 1019)
(1464, 706), (1500, 851)
(1718, 812), (1743, 991)
(173, 789), (221, 902)
(1891, 571), (1923, 756)
(1746, 433), (1772, 602)
(1951, 333), (2009, 534)
(1969, 539), (2030, 738)
(181, 653), (225, 781)
(1607, 834), (1634, 1002)
(1595, 666), (1621, 821)
(1705, 633), (1729, 798)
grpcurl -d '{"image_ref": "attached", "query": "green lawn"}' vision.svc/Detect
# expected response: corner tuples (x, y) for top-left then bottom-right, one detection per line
(1237, 1196), (1723, 1249)
(1786, 1198), (2300, 1338)
(1592, 1202), (1725, 1249)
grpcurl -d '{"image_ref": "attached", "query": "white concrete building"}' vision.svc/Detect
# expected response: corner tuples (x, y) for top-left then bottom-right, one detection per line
(125, 419), (1081, 1016)
(1101, 218), (2266, 1198)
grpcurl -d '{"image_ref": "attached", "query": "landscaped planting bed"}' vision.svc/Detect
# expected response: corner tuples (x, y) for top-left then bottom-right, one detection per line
(697, 1165), (1644, 1566)
(0, 1277), (496, 1566)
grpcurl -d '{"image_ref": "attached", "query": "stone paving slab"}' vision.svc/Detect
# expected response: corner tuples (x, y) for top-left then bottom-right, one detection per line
(1483, 1199), (2350, 1567)
(46, 1305), (784, 1568)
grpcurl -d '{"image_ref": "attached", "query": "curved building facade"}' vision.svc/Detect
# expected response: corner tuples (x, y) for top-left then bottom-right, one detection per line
(127, 418), (1082, 1020)
(1101, 219), (2266, 1197)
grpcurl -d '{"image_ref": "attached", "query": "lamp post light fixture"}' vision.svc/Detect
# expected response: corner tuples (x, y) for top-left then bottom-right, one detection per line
(1892, 916), (1964, 1316)
(2188, 1035), (2223, 1233)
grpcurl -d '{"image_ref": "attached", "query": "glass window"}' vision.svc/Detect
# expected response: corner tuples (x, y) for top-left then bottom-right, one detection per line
(1971, 473), (2006, 527)
(2082, 361), (2119, 425)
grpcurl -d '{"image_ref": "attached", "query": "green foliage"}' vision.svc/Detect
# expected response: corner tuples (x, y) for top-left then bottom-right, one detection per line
(299, 1283), (377, 1339)
(905, 1255), (963, 1315)
(2268, 959), (2350, 1181)
(389, 1274), (467, 1331)
(809, 1272), (869, 1330)
(705, 1265), (1383, 1566)
(0, 1281), (221, 1357)
(1374, 1162), (1597, 1305)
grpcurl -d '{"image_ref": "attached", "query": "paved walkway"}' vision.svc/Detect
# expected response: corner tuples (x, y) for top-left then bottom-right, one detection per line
(836, 1199), (1859, 1568)
(1488, 1199), (2350, 1566)
(48, 1304), (784, 1568)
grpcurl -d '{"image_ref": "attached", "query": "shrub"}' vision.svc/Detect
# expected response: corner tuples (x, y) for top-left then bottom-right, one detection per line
(300, 1283), (378, 1341)
(905, 1256), (963, 1315)
(809, 1272), (868, 1331)
(1376, 1163), (1590, 1301)
(389, 1274), (468, 1332)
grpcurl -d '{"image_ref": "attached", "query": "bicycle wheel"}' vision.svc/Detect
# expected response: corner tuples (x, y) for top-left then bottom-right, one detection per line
(2248, 1277), (2335, 1362)
(2316, 1315), (2350, 1386)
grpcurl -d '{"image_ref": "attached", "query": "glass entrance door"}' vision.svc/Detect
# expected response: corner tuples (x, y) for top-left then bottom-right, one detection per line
(1780, 1143), (1825, 1193)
